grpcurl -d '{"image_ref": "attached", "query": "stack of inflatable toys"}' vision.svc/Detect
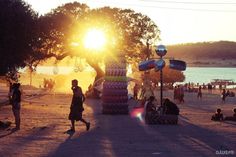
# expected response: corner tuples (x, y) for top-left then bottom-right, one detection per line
(102, 53), (129, 114)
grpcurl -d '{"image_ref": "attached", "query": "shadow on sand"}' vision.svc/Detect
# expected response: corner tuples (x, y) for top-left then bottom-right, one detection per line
(49, 99), (236, 157)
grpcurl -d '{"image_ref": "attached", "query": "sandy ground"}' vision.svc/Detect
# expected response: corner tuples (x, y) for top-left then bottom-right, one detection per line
(0, 90), (236, 157)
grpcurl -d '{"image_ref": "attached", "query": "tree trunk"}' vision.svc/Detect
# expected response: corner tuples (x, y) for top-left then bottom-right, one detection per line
(86, 59), (105, 84)
(30, 70), (32, 86)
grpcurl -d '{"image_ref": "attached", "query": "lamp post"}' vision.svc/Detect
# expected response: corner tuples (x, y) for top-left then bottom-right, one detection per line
(138, 44), (186, 119)
(155, 45), (167, 108)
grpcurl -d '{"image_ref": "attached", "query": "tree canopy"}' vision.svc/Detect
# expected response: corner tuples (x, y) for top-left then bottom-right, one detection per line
(142, 66), (185, 85)
(0, 0), (38, 76)
(36, 3), (160, 81)
(1, 1), (166, 83)
(167, 41), (236, 60)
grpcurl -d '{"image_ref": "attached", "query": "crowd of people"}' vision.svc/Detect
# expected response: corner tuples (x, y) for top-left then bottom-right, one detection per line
(133, 83), (186, 104)
(4, 78), (236, 130)
(131, 83), (180, 124)
(132, 81), (236, 124)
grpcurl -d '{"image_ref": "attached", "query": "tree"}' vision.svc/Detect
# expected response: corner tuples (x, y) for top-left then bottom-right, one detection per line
(143, 66), (185, 85)
(24, 52), (47, 86)
(0, 0), (38, 78)
(37, 3), (160, 83)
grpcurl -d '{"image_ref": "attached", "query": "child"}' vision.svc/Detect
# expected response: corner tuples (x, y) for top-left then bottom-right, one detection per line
(211, 108), (223, 121)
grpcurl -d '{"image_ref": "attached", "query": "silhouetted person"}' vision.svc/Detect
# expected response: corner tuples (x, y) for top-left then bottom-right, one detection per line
(211, 108), (223, 121)
(11, 83), (21, 130)
(221, 89), (227, 102)
(145, 96), (158, 123)
(224, 108), (236, 121)
(68, 79), (90, 132)
(226, 90), (230, 97)
(219, 84), (222, 90)
(234, 108), (236, 117)
(145, 96), (156, 113)
(8, 82), (13, 104)
(207, 84), (212, 94)
(173, 86), (178, 100)
(133, 83), (139, 100)
(197, 86), (202, 99)
(179, 86), (185, 103)
(163, 98), (179, 115)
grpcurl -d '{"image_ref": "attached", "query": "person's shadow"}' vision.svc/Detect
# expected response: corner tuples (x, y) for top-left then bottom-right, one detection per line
(0, 128), (19, 138)
(64, 129), (75, 138)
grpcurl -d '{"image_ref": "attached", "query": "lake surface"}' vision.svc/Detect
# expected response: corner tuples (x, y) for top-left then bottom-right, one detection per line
(184, 67), (236, 84)
(32, 66), (236, 85)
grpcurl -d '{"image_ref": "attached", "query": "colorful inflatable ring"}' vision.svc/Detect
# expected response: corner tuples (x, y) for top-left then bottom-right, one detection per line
(105, 69), (127, 76)
(102, 89), (128, 96)
(104, 76), (128, 82)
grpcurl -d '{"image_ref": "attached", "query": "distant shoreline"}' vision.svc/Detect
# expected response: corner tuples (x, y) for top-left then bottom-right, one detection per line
(187, 64), (236, 68)
(187, 61), (236, 68)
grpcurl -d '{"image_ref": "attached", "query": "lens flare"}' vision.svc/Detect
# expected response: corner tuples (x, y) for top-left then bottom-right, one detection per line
(130, 107), (145, 123)
(84, 29), (106, 51)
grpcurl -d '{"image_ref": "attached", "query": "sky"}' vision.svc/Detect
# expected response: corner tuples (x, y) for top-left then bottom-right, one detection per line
(25, 0), (236, 45)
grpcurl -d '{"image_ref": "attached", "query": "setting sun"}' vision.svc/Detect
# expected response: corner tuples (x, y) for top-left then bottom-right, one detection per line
(84, 29), (106, 51)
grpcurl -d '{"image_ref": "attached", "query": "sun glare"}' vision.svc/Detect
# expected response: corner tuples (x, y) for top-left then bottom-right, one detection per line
(84, 29), (106, 51)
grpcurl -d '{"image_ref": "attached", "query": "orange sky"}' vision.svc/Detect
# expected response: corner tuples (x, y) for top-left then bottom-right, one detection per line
(25, 0), (236, 45)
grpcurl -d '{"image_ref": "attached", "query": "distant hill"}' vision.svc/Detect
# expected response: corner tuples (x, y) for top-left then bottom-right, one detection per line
(164, 41), (236, 67)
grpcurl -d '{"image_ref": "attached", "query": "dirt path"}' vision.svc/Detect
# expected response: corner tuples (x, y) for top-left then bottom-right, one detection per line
(0, 92), (236, 157)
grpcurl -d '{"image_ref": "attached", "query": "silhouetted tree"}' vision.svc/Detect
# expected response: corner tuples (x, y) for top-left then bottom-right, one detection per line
(37, 3), (160, 82)
(143, 66), (185, 85)
(167, 41), (236, 61)
(0, 0), (38, 78)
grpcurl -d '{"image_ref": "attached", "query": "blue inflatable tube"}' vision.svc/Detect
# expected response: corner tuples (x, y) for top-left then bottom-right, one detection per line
(138, 59), (156, 71)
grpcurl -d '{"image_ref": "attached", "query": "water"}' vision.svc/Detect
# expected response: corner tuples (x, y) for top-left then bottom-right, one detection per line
(20, 66), (93, 75)
(21, 66), (236, 87)
(184, 67), (236, 84)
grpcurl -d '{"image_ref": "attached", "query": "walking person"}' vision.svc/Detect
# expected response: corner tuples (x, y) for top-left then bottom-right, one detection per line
(68, 79), (90, 132)
(197, 86), (202, 99)
(11, 83), (21, 130)
(221, 89), (227, 103)
(179, 85), (185, 103)
(173, 86), (178, 100)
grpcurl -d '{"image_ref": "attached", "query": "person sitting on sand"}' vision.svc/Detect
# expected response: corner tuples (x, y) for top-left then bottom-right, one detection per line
(224, 108), (236, 121)
(163, 98), (179, 115)
(68, 79), (90, 132)
(211, 108), (224, 121)
(145, 96), (158, 123)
